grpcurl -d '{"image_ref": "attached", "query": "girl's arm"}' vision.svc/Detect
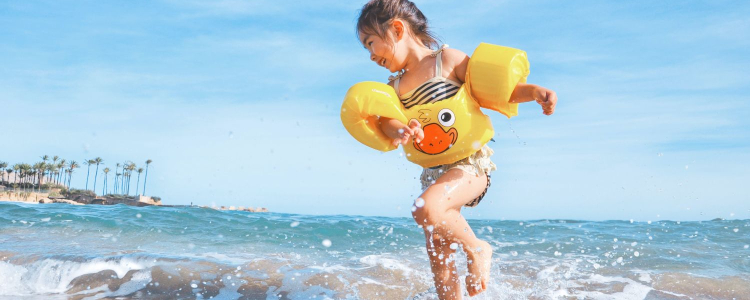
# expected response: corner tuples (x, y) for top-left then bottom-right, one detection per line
(509, 84), (557, 115)
(447, 48), (557, 116)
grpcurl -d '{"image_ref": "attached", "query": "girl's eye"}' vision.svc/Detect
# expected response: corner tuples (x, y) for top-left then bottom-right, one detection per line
(368, 41), (373, 47)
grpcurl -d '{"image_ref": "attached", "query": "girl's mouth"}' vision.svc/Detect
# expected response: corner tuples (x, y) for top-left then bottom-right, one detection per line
(380, 58), (386, 67)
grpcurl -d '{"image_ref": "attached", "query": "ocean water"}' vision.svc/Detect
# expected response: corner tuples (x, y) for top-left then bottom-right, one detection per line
(0, 203), (748, 300)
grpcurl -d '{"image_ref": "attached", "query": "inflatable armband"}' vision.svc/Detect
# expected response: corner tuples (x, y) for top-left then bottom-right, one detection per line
(341, 82), (407, 152)
(466, 43), (530, 118)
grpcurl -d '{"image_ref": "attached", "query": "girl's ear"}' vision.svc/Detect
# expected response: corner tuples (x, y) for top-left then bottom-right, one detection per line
(391, 19), (405, 40)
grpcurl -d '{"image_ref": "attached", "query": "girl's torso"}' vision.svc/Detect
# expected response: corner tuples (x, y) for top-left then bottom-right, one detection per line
(390, 47), (463, 109)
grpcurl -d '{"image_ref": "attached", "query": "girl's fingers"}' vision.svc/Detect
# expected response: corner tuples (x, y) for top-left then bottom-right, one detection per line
(408, 119), (421, 128)
(415, 128), (424, 143)
(407, 119), (423, 143)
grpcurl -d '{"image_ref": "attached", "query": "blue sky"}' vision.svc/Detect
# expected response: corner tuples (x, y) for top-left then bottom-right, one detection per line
(1, 0), (748, 220)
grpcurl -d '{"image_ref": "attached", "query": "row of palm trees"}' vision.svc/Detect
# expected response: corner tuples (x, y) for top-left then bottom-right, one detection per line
(0, 156), (153, 198)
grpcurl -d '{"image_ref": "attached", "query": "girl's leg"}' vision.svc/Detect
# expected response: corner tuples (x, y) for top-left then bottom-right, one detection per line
(412, 168), (493, 297)
(425, 231), (461, 299)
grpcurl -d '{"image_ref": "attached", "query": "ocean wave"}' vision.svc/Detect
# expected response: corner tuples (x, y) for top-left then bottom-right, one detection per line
(1, 202), (749, 299)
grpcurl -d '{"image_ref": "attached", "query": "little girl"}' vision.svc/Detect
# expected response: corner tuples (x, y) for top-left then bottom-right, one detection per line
(355, 0), (557, 298)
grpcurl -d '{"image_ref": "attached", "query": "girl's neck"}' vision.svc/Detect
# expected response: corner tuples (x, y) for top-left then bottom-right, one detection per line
(400, 40), (434, 74)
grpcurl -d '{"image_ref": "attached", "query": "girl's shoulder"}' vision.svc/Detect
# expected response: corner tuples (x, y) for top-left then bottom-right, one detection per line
(441, 48), (470, 83)
(441, 47), (469, 62)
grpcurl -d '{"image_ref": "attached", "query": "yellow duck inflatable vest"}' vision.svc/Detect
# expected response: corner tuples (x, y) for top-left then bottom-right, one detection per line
(341, 43), (530, 168)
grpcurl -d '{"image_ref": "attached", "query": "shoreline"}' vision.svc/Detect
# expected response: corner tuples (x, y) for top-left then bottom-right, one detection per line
(0, 189), (268, 212)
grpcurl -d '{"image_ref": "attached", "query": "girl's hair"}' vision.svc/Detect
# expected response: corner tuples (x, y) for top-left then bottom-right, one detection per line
(357, 0), (440, 50)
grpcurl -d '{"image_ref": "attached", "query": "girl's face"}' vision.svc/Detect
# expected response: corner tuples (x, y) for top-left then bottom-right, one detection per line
(360, 22), (407, 73)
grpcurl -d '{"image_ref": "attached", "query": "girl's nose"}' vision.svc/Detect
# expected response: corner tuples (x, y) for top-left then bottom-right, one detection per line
(370, 53), (377, 62)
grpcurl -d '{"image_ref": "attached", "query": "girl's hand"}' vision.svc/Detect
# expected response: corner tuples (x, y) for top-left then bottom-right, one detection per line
(391, 119), (424, 146)
(536, 87), (557, 116)
(509, 83), (558, 116)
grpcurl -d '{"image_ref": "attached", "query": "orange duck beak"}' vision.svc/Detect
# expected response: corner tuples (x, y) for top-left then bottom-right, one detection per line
(413, 123), (458, 155)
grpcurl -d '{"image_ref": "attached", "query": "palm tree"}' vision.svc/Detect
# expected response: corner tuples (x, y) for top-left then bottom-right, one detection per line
(143, 159), (152, 196)
(114, 163), (121, 194)
(115, 173), (121, 194)
(5, 169), (12, 187)
(135, 167), (144, 196)
(84, 159), (95, 191)
(67, 161), (79, 188)
(51, 156), (59, 184)
(32, 162), (45, 192)
(45, 164), (54, 187)
(102, 167), (110, 195)
(12, 164), (20, 187)
(92, 157), (103, 195)
(40, 155), (49, 184)
(0, 161), (7, 185)
(125, 162), (136, 195)
(57, 160), (66, 185)
(19, 164), (31, 189)
(119, 162), (127, 195)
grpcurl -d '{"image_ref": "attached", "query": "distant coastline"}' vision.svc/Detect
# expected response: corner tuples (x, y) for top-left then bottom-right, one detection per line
(0, 188), (268, 212)
(1, 156), (267, 212)
(0, 187), (161, 206)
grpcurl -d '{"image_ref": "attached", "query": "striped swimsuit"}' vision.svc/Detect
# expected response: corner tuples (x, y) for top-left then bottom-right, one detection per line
(393, 47), (462, 109)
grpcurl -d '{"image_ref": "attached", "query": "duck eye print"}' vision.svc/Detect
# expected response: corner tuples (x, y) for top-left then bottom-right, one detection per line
(438, 108), (455, 127)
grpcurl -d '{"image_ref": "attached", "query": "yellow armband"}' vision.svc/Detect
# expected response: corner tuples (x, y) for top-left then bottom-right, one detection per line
(466, 43), (530, 118)
(340, 81), (408, 152)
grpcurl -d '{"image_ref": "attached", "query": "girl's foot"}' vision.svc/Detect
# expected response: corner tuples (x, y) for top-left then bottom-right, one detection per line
(465, 240), (492, 296)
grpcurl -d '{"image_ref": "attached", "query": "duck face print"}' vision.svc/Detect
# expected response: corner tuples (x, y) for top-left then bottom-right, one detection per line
(413, 108), (458, 155)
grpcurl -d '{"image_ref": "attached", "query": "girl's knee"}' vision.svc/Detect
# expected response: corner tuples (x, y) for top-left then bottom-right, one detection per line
(411, 199), (446, 226)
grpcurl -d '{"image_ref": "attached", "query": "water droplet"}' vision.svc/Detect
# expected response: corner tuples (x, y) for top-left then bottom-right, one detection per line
(415, 198), (425, 208)
(511, 251), (518, 256)
(634, 251), (640, 257)
(290, 221), (300, 228)
(734, 228), (739, 233)
(613, 238), (618, 242)
(136, 214), (142, 218)
(322, 239), (332, 247)
(450, 243), (458, 250)
(426, 225), (434, 232)
(191, 283), (198, 288)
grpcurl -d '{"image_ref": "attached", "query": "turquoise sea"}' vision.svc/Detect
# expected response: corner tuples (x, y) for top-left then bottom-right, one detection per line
(0, 202), (748, 299)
